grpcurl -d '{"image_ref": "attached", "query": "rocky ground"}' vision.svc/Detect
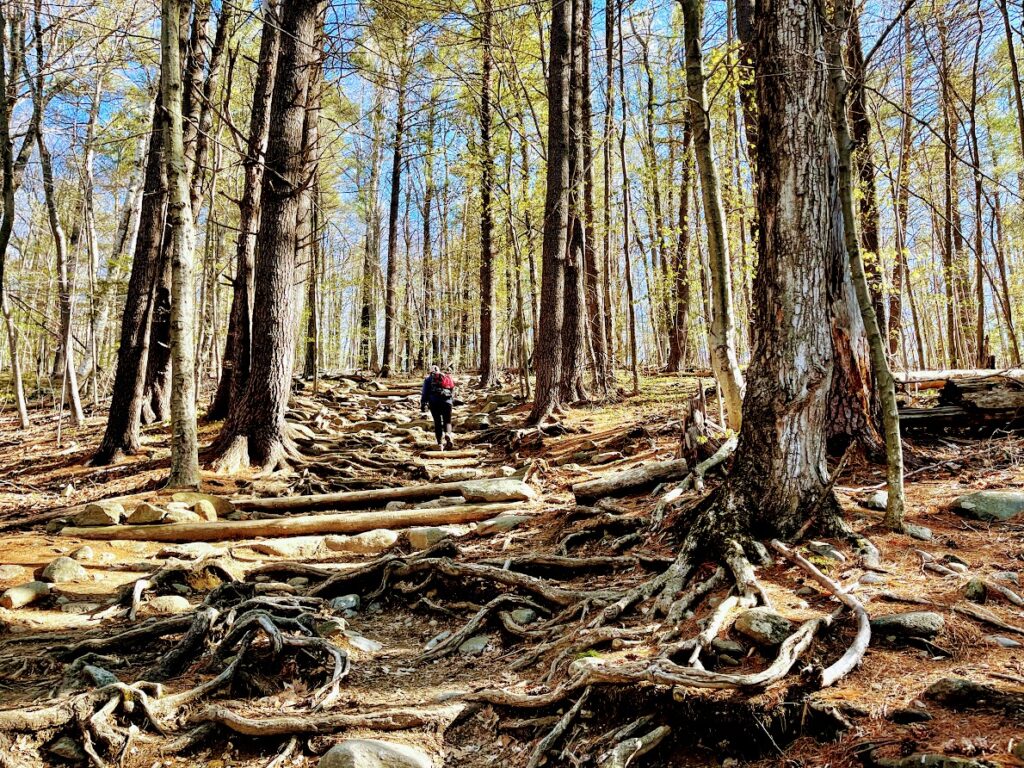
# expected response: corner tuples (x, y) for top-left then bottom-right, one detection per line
(0, 374), (1022, 767)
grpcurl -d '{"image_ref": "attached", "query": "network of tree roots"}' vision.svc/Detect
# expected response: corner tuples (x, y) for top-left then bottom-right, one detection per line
(0, 375), (1022, 767)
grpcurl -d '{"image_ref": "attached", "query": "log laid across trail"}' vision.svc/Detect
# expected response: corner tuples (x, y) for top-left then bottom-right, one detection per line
(572, 459), (689, 502)
(61, 502), (527, 542)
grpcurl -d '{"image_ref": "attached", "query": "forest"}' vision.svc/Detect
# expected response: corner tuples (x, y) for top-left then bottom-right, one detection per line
(0, 0), (1023, 764)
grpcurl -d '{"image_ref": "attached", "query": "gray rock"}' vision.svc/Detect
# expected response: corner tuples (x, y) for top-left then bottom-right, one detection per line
(416, 496), (466, 509)
(70, 546), (94, 562)
(191, 499), (219, 521)
(330, 594), (361, 612)
(459, 478), (538, 503)
(985, 634), (1022, 648)
(345, 633), (383, 652)
(458, 635), (489, 656)
(141, 595), (192, 616)
(992, 570), (1020, 585)
(870, 611), (944, 639)
(72, 502), (125, 527)
(461, 414), (491, 431)
(407, 526), (461, 550)
(424, 630), (452, 651)
(711, 638), (745, 657)
(862, 490), (888, 511)
(287, 577), (310, 588)
(384, 501), (410, 511)
(0, 581), (50, 608)
(795, 586), (817, 596)
(904, 523), (933, 542)
(807, 541), (846, 562)
(477, 513), (532, 535)
(164, 508), (203, 524)
(956, 490), (1024, 522)
(42, 556), (89, 584)
(0, 564), (27, 581)
(963, 578), (987, 603)
(127, 502), (168, 525)
(318, 739), (433, 768)
(889, 707), (933, 724)
(250, 536), (325, 558)
(717, 654), (741, 667)
(859, 573), (887, 585)
(486, 393), (516, 407)
(83, 665), (118, 687)
(509, 608), (538, 626)
(734, 608), (794, 646)
(48, 736), (88, 762)
(61, 601), (102, 615)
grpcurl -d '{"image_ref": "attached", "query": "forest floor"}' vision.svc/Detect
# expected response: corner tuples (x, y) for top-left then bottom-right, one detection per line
(0, 374), (1022, 768)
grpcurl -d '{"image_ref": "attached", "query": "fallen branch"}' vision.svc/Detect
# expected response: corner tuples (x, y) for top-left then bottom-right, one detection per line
(572, 459), (690, 503)
(197, 703), (466, 736)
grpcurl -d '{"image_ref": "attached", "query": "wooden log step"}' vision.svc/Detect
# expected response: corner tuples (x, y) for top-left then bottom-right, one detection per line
(61, 503), (527, 543)
(420, 449), (484, 459)
(233, 478), (499, 512)
(572, 459), (689, 503)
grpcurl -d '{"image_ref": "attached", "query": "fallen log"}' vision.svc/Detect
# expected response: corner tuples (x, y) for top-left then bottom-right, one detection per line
(899, 374), (1024, 432)
(234, 478), (503, 512)
(60, 502), (526, 542)
(895, 368), (1024, 390)
(572, 459), (689, 503)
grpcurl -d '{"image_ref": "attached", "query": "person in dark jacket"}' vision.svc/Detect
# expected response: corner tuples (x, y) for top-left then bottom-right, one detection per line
(420, 365), (455, 451)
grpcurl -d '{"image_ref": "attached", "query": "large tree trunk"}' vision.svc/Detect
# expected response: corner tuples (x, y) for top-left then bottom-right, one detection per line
(210, 0), (280, 420)
(211, 0), (322, 471)
(162, 0), (200, 489)
(379, 63), (406, 379)
(528, 0), (571, 423)
(93, 89), (168, 464)
(888, 15), (916, 360)
(666, 122), (692, 372)
(478, 0), (497, 387)
(680, 0), (745, 432)
(358, 95), (383, 371)
(699, 0), (839, 546)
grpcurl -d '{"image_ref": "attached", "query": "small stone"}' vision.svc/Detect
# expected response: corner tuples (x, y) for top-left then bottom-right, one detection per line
(172, 492), (234, 517)
(509, 608), (538, 626)
(717, 654), (741, 667)
(61, 601), (102, 615)
(956, 490), (1024, 522)
(461, 414), (491, 431)
(904, 523), (933, 542)
(42, 556), (89, 584)
(862, 490), (888, 511)
(192, 499), (218, 521)
(316, 618), (347, 638)
(993, 570), (1020, 585)
(424, 630), (451, 650)
(336, 529), (400, 554)
(859, 573), (886, 585)
(48, 736), (87, 762)
(46, 518), (68, 533)
(734, 608), (794, 646)
(165, 508), (203, 524)
(807, 541), (846, 562)
(459, 478), (537, 503)
(889, 707), (933, 724)
(83, 665), (118, 688)
(477, 514), (532, 535)
(870, 611), (944, 639)
(318, 739), (433, 768)
(407, 526), (458, 550)
(127, 502), (168, 525)
(0, 565), (26, 581)
(458, 635), (489, 656)
(72, 502), (125, 527)
(141, 595), (192, 616)
(711, 638), (745, 657)
(70, 546), (94, 562)
(795, 586), (817, 596)
(344, 633), (383, 652)
(985, 634), (1022, 648)
(499, 466), (517, 478)
(384, 501), (410, 511)
(287, 577), (310, 588)
(963, 578), (987, 603)
(330, 594), (361, 612)
(0, 581), (50, 608)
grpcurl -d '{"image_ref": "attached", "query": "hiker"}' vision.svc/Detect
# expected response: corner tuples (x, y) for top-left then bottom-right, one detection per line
(421, 365), (456, 451)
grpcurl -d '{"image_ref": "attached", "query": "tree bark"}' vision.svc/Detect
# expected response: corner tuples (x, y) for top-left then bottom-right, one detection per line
(680, 0), (745, 432)
(478, 0), (497, 386)
(379, 55), (407, 379)
(666, 123), (693, 372)
(211, 0), (323, 471)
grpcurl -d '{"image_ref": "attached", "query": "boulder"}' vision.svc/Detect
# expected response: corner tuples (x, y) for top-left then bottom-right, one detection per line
(0, 581), (50, 608)
(0, 565), (27, 582)
(459, 478), (537, 503)
(127, 502), (168, 525)
(458, 635), (489, 656)
(862, 490), (888, 511)
(72, 502), (125, 527)
(962, 578), (986, 603)
(192, 499), (218, 521)
(733, 608), (794, 646)
(955, 490), (1024, 522)
(509, 608), (538, 626)
(171, 492), (234, 517)
(461, 414), (491, 431)
(711, 638), (746, 657)
(904, 523), (933, 542)
(319, 739), (432, 768)
(165, 509), (203, 524)
(870, 611), (944, 639)
(141, 595), (192, 616)
(407, 526), (464, 550)
(70, 546), (95, 562)
(42, 557), (88, 584)
(82, 665), (118, 687)
(330, 594), (360, 612)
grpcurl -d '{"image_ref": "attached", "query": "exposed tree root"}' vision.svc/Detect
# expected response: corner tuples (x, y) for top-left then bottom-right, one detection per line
(196, 702), (466, 736)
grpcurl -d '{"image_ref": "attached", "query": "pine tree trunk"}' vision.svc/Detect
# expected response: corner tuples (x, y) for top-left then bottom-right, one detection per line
(212, 0), (323, 472)
(379, 64), (406, 379)
(208, 0), (280, 420)
(666, 122), (692, 372)
(478, 0), (497, 387)
(618, 0), (639, 395)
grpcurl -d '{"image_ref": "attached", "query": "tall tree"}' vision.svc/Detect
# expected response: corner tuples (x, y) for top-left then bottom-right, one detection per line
(161, 0), (200, 488)
(212, 0), (323, 470)
(478, 0), (497, 386)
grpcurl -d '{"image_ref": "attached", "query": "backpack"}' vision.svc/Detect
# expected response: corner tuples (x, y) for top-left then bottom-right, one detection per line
(430, 372), (454, 402)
